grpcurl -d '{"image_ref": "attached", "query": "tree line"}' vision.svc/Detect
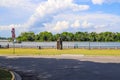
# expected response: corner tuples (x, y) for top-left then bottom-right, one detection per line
(16, 31), (120, 42)
(0, 37), (8, 40)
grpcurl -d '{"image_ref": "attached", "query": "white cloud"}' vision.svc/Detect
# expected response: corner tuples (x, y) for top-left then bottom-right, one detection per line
(81, 20), (93, 28)
(52, 21), (69, 32)
(92, 0), (104, 5)
(71, 20), (80, 28)
(26, 0), (89, 28)
(91, 0), (120, 5)
(43, 13), (120, 32)
(105, 0), (120, 3)
(1, 12), (119, 34)
(1, 0), (120, 37)
(71, 4), (89, 11)
(0, 0), (90, 36)
(94, 24), (107, 29)
(0, 24), (29, 36)
(0, 24), (20, 30)
(44, 21), (69, 32)
(0, 0), (38, 11)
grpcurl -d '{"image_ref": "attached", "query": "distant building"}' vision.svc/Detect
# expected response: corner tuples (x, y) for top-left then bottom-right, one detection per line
(0, 40), (9, 42)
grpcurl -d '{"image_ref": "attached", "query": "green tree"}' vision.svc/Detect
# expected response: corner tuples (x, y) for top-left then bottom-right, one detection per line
(115, 32), (120, 42)
(53, 33), (61, 41)
(89, 32), (98, 42)
(16, 31), (120, 42)
(74, 32), (88, 41)
(38, 31), (53, 41)
(61, 32), (74, 41)
(17, 32), (35, 41)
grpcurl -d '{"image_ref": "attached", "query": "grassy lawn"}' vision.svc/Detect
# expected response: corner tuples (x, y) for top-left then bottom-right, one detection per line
(0, 48), (120, 56)
(0, 68), (12, 80)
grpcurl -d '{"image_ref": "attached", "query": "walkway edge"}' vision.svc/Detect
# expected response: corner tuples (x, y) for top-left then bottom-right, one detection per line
(10, 71), (22, 80)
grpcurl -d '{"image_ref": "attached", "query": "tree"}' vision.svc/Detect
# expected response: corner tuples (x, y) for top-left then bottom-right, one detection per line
(53, 33), (61, 41)
(115, 32), (120, 42)
(74, 32), (88, 41)
(61, 32), (74, 41)
(89, 32), (98, 42)
(38, 31), (53, 41)
(17, 32), (35, 41)
(16, 31), (120, 42)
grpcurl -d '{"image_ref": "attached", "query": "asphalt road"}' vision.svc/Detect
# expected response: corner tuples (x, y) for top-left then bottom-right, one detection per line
(0, 55), (120, 80)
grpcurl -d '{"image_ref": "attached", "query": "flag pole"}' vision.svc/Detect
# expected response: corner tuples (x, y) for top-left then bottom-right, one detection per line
(13, 40), (15, 54)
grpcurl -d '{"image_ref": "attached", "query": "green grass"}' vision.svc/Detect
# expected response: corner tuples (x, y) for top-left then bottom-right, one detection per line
(0, 48), (120, 56)
(0, 68), (12, 80)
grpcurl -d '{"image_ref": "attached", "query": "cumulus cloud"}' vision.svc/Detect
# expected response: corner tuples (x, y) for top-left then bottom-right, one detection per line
(92, 0), (120, 5)
(105, 0), (120, 3)
(71, 20), (94, 30)
(44, 21), (69, 33)
(71, 20), (80, 28)
(92, 0), (104, 5)
(81, 20), (93, 28)
(26, 0), (89, 28)
(0, 0), (38, 10)
(1, 0), (120, 37)
(0, 24), (20, 30)
(1, 12), (120, 35)
(0, 0), (90, 36)
(52, 21), (69, 32)
(43, 13), (120, 32)
(0, 24), (29, 36)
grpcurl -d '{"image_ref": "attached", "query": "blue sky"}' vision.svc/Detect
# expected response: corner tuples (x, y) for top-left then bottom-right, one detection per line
(0, 0), (120, 37)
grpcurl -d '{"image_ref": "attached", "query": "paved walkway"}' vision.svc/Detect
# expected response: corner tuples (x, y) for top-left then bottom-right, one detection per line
(0, 55), (120, 80)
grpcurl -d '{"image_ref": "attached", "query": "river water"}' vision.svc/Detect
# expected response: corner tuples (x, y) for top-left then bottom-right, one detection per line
(1, 42), (120, 49)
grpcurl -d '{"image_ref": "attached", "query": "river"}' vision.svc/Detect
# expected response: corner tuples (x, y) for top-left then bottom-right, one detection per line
(0, 42), (120, 49)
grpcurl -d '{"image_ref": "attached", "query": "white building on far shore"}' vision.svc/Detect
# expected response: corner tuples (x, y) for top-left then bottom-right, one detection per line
(0, 40), (9, 42)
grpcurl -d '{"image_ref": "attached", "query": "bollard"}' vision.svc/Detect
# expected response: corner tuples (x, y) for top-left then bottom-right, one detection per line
(38, 46), (41, 49)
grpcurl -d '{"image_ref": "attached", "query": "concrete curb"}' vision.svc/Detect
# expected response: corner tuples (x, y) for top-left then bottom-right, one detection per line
(10, 71), (22, 80)
(10, 71), (15, 80)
